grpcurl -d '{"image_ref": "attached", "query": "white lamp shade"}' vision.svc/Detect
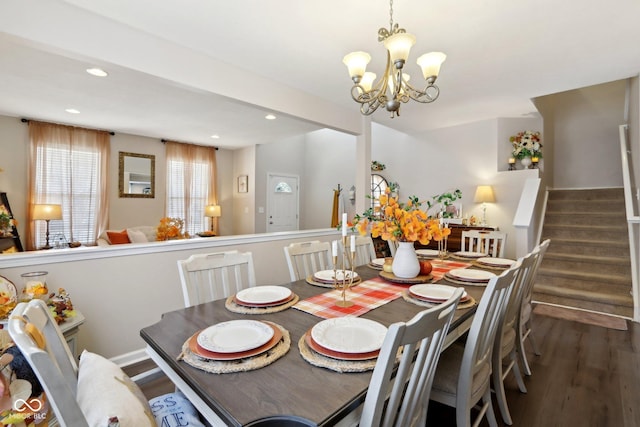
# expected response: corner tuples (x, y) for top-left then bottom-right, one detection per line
(417, 52), (447, 80)
(383, 32), (416, 64)
(205, 205), (221, 217)
(474, 186), (496, 203)
(360, 72), (377, 91)
(33, 204), (62, 221)
(343, 51), (371, 78)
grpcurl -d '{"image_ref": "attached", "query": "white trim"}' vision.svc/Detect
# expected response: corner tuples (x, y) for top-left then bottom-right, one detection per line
(0, 228), (339, 269)
(110, 348), (150, 368)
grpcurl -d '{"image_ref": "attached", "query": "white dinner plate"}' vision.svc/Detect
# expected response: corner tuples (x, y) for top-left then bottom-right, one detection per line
(476, 257), (516, 267)
(409, 284), (467, 301)
(311, 317), (387, 354)
(197, 320), (274, 353)
(416, 249), (439, 257)
(314, 270), (359, 282)
(454, 251), (487, 259)
(370, 258), (385, 266)
(448, 268), (496, 282)
(235, 285), (292, 305)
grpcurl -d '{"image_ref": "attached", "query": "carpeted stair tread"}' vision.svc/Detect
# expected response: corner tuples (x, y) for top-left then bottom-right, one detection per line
(533, 282), (633, 307)
(537, 266), (631, 286)
(538, 188), (633, 317)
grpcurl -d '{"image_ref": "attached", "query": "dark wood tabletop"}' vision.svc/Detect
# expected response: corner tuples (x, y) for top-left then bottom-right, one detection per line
(140, 265), (485, 426)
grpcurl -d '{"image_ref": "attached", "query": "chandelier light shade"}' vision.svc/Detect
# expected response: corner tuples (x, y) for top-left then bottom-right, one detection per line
(343, 0), (446, 118)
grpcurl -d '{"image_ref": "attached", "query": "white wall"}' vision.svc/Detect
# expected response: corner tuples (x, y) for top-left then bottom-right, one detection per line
(254, 136), (306, 233)
(537, 79), (626, 189)
(0, 229), (341, 359)
(303, 129), (358, 228)
(232, 146), (256, 235)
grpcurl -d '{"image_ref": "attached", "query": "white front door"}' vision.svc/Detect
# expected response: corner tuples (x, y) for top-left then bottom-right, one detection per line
(267, 173), (299, 232)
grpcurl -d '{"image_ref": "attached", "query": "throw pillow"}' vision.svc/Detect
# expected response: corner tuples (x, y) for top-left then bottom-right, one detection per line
(76, 351), (155, 427)
(106, 230), (131, 245)
(148, 391), (205, 427)
(127, 229), (148, 244)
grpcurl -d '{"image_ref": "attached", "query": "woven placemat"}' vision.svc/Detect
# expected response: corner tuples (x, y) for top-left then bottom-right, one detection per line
(401, 290), (477, 309)
(305, 276), (362, 288)
(298, 335), (378, 373)
(178, 322), (290, 374)
(225, 294), (299, 314)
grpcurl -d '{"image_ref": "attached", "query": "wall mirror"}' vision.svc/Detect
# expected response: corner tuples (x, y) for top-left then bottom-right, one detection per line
(119, 152), (155, 198)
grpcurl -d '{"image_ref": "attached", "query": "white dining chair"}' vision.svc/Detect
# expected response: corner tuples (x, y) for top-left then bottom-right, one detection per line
(283, 240), (332, 281)
(8, 299), (203, 427)
(518, 239), (550, 376)
(491, 255), (534, 425)
(461, 230), (507, 258)
(359, 288), (464, 427)
(342, 235), (377, 268)
(429, 262), (519, 427)
(177, 250), (257, 307)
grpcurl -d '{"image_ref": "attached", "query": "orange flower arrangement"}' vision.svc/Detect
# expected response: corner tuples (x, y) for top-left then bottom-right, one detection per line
(156, 217), (189, 241)
(354, 188), (450, 244)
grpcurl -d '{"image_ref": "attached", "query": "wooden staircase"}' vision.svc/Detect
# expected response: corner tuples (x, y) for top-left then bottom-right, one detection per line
(533, 188), (634, 318)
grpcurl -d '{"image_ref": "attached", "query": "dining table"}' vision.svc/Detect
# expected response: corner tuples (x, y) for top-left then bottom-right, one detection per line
(140, 256), (500, 426)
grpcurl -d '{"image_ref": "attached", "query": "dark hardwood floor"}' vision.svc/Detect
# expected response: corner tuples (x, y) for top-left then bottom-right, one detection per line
(135, 313), (640, 426)
(427, 313), (640, 427)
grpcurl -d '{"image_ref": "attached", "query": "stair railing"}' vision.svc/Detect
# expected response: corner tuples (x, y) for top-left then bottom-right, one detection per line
(619, 124), (640, 322)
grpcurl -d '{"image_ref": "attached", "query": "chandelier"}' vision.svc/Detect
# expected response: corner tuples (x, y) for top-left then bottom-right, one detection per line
(342, 0), (446, 118)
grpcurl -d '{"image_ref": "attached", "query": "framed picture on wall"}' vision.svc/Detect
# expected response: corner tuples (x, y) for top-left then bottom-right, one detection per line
(238, 175), (248, 193)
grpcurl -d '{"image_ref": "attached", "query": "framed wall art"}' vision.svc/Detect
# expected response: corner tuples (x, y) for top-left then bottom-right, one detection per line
(238, 175), (248, 193)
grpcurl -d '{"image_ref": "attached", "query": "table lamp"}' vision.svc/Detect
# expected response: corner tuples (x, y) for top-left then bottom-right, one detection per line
(33, 204), (62, 249)
(204, 205), (221, 233)
(473, 185), (495, 226)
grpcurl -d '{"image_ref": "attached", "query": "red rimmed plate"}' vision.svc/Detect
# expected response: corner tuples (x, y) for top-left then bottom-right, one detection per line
(445, 268), (496, 283)
(313, 270), (360, 284)
(235, 286), (293, 307)
(188, 321), (283, 361)
(408, 292), (471, 304)
(304, 330), (379, 361)
(233, 293), (295, 308)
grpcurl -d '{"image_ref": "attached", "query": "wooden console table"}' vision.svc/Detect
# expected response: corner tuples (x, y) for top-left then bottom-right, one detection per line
(416, 224), (496, 252)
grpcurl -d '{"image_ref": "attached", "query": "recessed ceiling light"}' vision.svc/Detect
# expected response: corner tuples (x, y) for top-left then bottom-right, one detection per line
(265, 114), (276, 120)
(210, 134), (220, 139)
(65, 108), (80, 114)
(86, 67), (108, 77)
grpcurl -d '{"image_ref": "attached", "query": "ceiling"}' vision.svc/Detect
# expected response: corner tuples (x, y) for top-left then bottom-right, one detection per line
(1, 0), (640, 149)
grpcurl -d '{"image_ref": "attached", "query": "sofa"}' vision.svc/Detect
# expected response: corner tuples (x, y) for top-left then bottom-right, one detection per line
(96, 226), (157, 246)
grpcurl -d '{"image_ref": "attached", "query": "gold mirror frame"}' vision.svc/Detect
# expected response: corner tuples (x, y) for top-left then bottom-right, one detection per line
(118, 152), (155, 198)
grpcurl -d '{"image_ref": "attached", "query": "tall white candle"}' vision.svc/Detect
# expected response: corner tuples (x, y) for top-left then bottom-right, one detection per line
(350, 235), (356, 252)
(332, 240), (338, 257)
(342, 213), (348, 236)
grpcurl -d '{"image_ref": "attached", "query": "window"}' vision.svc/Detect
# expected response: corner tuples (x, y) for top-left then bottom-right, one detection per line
(370, 174), (388, 216)
(28, 121), (109, 249)
(165, 141), (218, 236)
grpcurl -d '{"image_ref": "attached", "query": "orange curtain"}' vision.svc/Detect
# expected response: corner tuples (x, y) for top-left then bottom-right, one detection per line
(27, 121), (109, 250)
(165, 141), (218, 234)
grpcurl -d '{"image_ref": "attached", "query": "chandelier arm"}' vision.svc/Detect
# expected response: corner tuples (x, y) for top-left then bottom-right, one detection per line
(403, 80), (441, 104)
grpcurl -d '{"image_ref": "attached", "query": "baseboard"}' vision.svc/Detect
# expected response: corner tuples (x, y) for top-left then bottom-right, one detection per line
(532, 300), (632, 321)
(110, 348), (151, 368)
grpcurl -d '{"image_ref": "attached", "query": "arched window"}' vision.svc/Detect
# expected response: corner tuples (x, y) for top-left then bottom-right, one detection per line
(370, 174), (388, 216)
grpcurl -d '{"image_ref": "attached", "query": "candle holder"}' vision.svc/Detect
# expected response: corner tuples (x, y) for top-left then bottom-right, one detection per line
(508, 157), (516, 171)
(333, 236), (356, 307)
(531, 157), (539, 169)
(438, 224), (449, 259)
